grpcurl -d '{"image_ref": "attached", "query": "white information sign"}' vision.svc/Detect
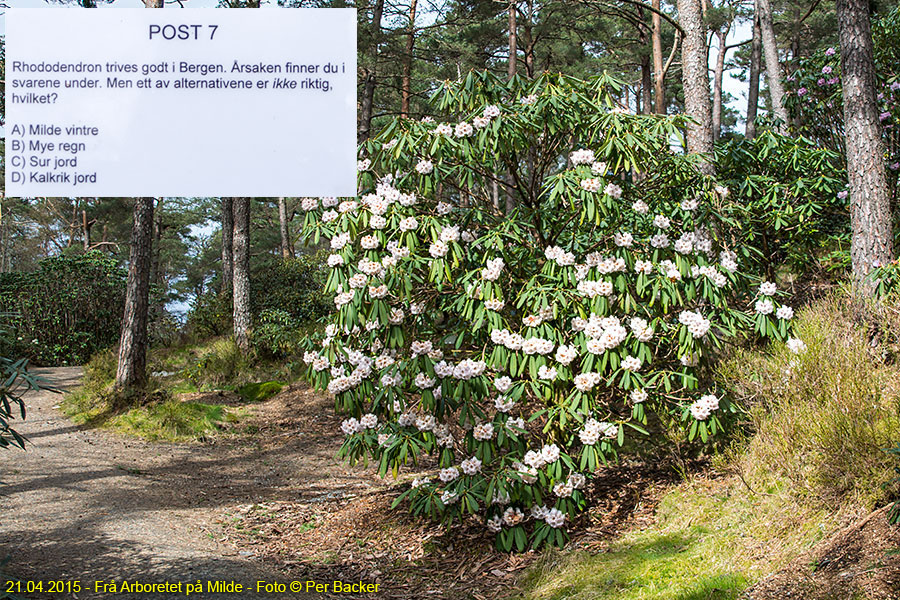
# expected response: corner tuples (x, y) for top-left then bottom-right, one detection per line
(4, 8), (356, 197)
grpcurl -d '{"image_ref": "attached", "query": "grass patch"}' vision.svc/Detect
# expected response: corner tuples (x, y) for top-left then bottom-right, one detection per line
(108, 399), (241, 442)
(236, 381), (283, 403)
(61, 349), (246, 443)
(516, 476), (839, 600)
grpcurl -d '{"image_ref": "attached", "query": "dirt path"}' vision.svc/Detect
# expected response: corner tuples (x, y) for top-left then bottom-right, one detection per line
(0, 368), (384, 599)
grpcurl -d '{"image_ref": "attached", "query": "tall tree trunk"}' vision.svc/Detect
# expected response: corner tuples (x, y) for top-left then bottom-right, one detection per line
(359, 0), (385, 142)
(637, 6), (653, 115)
(115, 0), (161, 392)
(278, 197), (293, 259)
(651, 0), (666, 113)
(677, 0), (715, 175)
(837, 0), (893, 292)
(505, 1), (517, 214)
(149, 199), (166, 319)
(523, 0), (535, 77)
(746, 7), (762, 139)
(232, 198), (252, 352)
(757, 0), (789, 131)
(400, 0), (418, 118)
(221, 198), (234, 296)
(82, 209), (92, 251)
(115, 199), (153, 391)
(712, 26), (729, 140)
(507, 1), (517, 79)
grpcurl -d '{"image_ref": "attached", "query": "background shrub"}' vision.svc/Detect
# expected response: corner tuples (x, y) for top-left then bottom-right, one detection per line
(250, 253), (331, 323)
(0, 251), (125, 366)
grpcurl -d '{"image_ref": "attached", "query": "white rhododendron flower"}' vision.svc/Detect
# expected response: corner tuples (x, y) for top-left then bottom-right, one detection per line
(473, 422), (494, 441)
(545, 508), (566, 528)
(604, 182), (623, 198)
(614, 232), (633, 247)
(416, 159), (434, 174)
(494, 376), (513, 393)
(679, 310), (711, 338)
(681, 198), (699, 211)
(537, 365), (558, 380)
(759, 281), (777, 296)
(621, 356), (642, 371)
(631, 200), (649, 214)
(689, 394), (719, 421)
(776, 305), (794, 320)
(483, 104), (501, 118)
(787, 338), (808, 354)
(570, 149), (595, 165)
(461, 456), (482, 475)
(455, 121), (475, 137)
(341, 418), (362, 435)
(580, 178), (602, 193)
(755, 299), (774, 315)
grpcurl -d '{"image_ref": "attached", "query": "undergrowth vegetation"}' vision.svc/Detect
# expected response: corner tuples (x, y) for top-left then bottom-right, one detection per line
(722, 293), (900, 508)
(61, 340), (284, 443)
(516, 474), (842, 600)
(518, 292), (900, 598)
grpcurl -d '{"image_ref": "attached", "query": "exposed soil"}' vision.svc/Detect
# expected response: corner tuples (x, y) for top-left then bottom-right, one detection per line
(0, 367), (688, 600)
(743, 505), (900, 600)
(0, 368), (383, 599)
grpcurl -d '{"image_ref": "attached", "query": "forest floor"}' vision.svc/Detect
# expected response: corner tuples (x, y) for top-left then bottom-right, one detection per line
(0, 367), (678, 600)
(3, 368), (895, 600)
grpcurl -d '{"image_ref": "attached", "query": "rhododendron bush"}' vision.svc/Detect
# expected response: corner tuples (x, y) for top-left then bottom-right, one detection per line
(299, 71), (794, 551)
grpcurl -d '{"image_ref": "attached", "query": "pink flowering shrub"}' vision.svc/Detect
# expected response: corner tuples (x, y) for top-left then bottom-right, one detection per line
(299, 72), (793, 550)
(783, 7), (900, 195)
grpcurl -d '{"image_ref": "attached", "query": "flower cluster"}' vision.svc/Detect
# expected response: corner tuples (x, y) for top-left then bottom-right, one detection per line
(300, 72), (789, 552)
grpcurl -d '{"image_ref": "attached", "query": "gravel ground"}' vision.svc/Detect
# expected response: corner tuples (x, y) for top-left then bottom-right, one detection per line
(0, 367), (378, 600)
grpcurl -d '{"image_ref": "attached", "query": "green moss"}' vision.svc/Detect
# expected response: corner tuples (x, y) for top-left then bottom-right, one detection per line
(516, 476), (838, 600)
(108, 400), (241, 442)
(236, 381), (283, 403)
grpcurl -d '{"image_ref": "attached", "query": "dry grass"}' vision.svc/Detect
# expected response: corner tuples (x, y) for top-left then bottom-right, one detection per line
(720, 293), (900, 508)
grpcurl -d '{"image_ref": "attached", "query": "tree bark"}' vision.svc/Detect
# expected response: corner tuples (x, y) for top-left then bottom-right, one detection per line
(505, 1), (517, 214)
(637, 5), (653, 115)
(651, 0), (665, 113)
(114, 0), (161, 392)
(115, 199), (154, 391)
(400, 0), (418, 119)
(148, 199), (166, 320)
(278, 197), (293, 259)
(837, 0), (893, 292)
(712, 26), (729, 140)
(82, 209), (93, 251)
(746, 7), (762, 139)
(221, 198), (234, 296)
(507, 1), (517, 80)
(358, 0), (385, 142)
(677, 0), (715, 175)
(757, 0), (789, 131)
(523, 0), (535, 77)
(232, 198), (252, 352)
